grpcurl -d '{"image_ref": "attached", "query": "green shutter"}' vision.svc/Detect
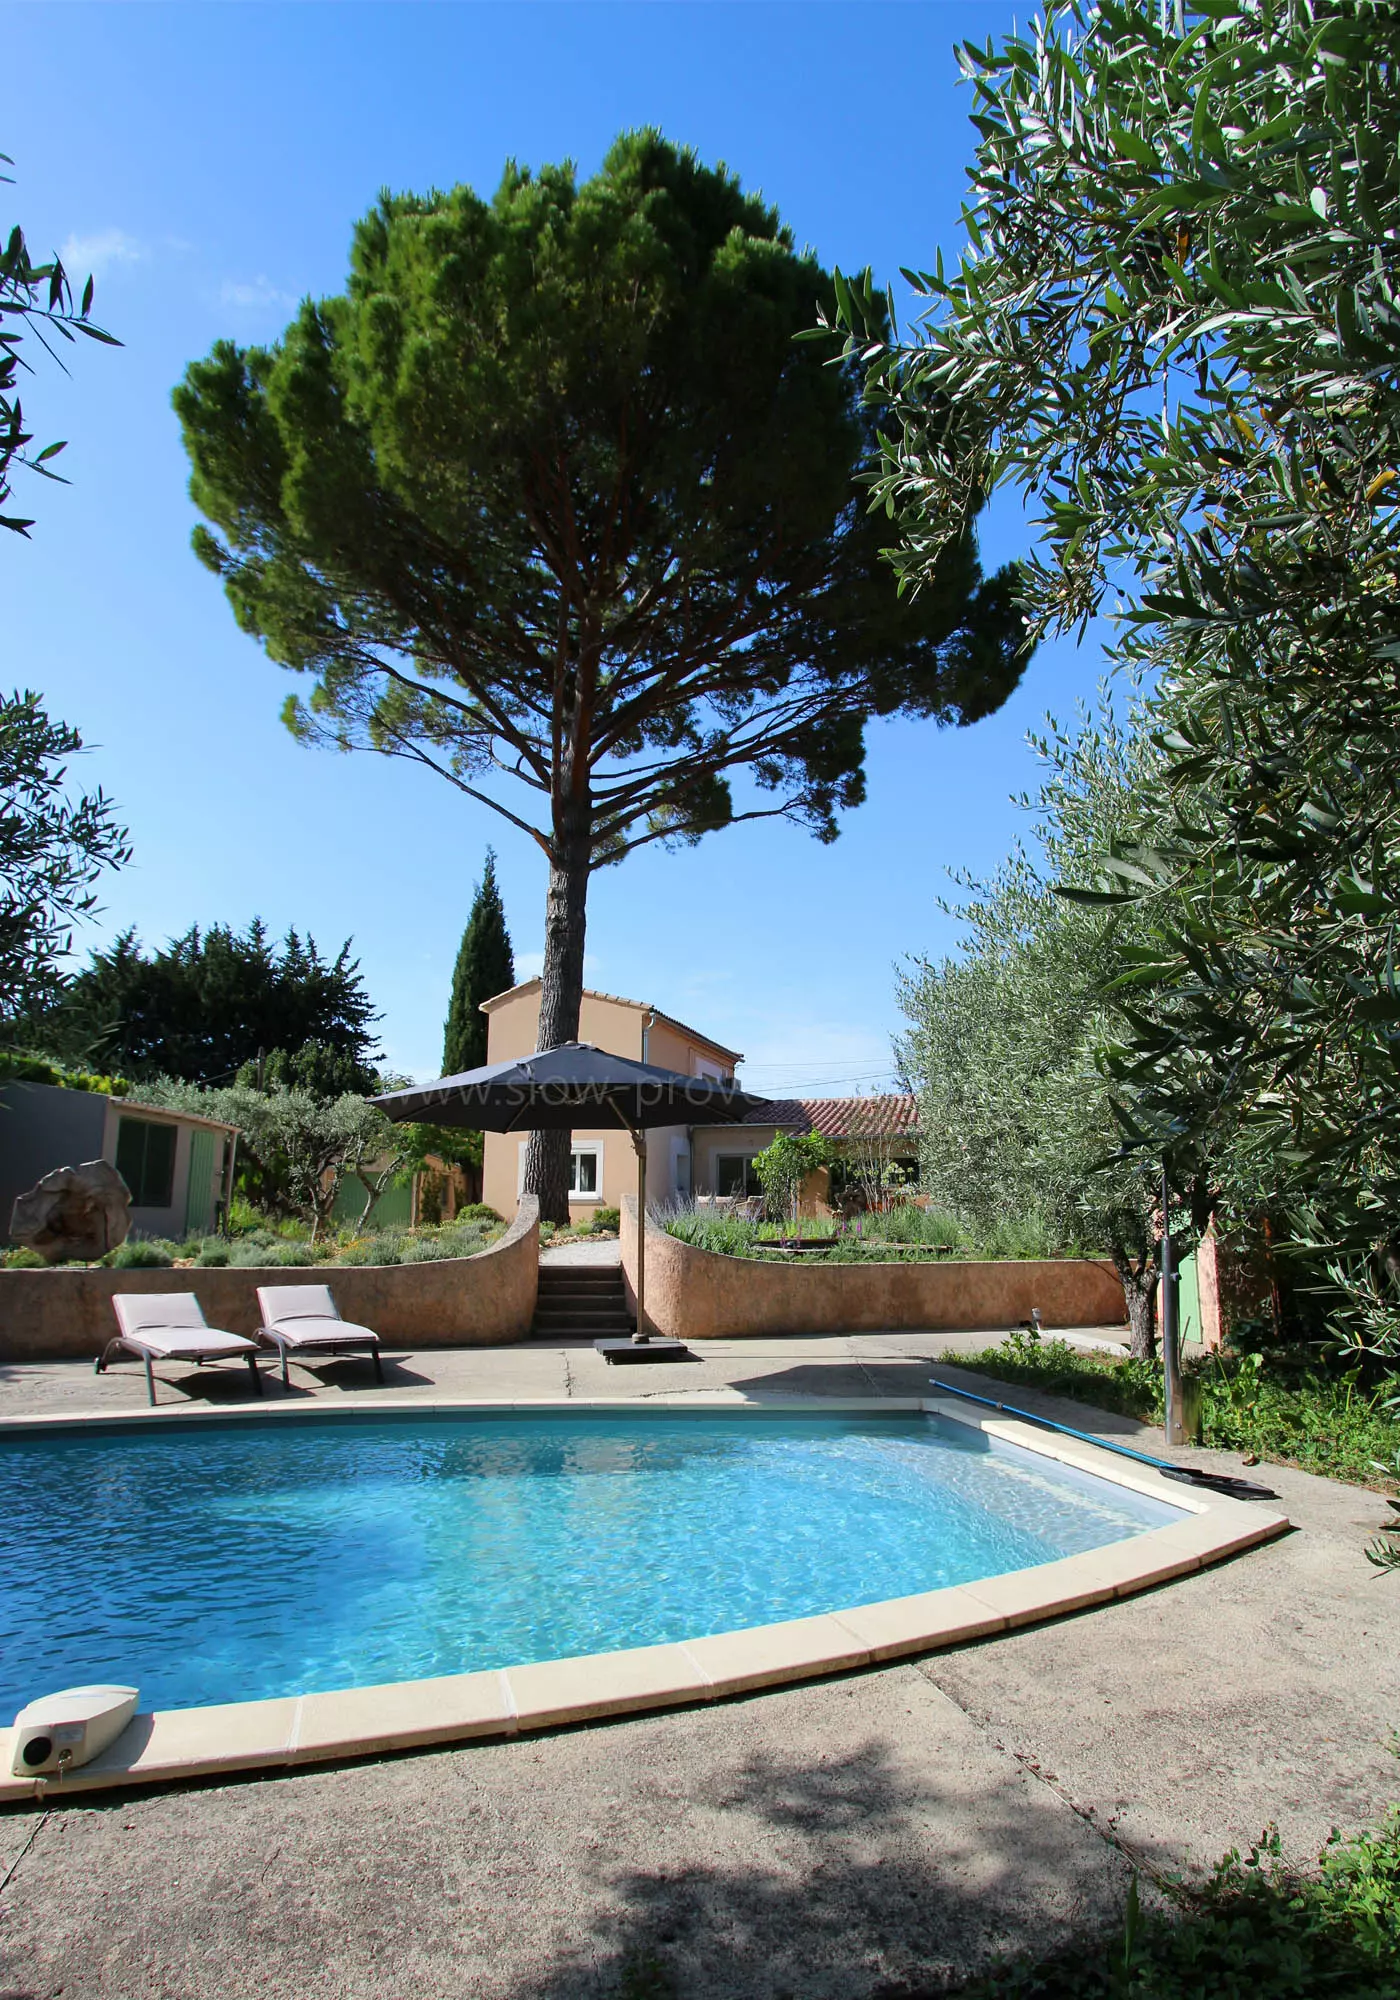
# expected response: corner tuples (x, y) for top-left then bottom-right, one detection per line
(115, 1117), (177, 1208)
(331, 1174), (414, 1230)
(185, 1125), (218, 1236)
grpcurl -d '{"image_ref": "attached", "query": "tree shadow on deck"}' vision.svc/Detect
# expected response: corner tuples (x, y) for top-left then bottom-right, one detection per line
(498, 1730), (1137, 2000)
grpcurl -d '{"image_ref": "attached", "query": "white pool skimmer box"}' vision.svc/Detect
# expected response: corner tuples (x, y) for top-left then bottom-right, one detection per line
(11, 1685), (139, 1776)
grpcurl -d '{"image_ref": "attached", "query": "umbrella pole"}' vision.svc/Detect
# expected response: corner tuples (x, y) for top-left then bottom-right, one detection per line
(632, 1127), (648, 1342)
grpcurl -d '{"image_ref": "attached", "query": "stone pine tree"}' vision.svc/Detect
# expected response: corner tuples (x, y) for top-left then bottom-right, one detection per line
(174, 131), (1030, 1220)
(442, 849), (515, 1076)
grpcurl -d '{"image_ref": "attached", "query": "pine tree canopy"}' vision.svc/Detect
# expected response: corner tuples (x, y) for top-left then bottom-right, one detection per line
(173, 128), (1031, 1217)
(443, 848), (515, 1075)
(174, 132), (1028, 875)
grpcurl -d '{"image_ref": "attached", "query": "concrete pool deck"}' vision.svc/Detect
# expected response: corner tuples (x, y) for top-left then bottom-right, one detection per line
(0, 1332), (1396, 1998)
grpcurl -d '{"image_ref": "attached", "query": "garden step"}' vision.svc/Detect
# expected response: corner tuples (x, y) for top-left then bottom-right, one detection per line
(536, 1270), (622, 1287)
(532, 1310), (634, 1332)
(536, 1285), (627, 1305)
(533, 1299), (630, 1317)
(532, 1263), (631, 1337)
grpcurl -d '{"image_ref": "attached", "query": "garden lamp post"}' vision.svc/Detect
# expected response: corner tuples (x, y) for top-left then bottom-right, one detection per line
(1160, 1163), (1187, 1447)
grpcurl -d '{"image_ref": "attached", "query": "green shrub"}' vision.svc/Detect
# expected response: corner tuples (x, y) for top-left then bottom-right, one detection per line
(869, 1203), (968, 1250)
(948, 1815), (1400, 1998)
(963, 1335), (1400, 1490)
(977, 1214), (1061, 1260)
(334, 1233), (407, 1266)
(662, 1208), (758, 1257)
(228, 1239), (323, 1269)
(0, 1051), (131, 1097)
(399, 1236), (455, 1263)
(2, 1247), (48, 1269)
(109, 1239), (174, 1270)
(195, 1242), (230, 1267)
(590, 1206), (621, 1233)
(454, 1203), (501, 1224)
(430, 1222), (494, 1259)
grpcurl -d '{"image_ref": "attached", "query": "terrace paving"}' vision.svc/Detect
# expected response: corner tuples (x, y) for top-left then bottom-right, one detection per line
(0, 1331), (1396, 1999)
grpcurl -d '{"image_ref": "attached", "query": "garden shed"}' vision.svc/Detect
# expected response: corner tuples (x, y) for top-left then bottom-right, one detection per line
(0, 1080), (237, 1246)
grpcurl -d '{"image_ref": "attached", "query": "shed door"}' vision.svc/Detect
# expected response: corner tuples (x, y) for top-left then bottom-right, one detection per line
(184, 1125), (217, 1237)
(1177, 1248), (1200, 1346)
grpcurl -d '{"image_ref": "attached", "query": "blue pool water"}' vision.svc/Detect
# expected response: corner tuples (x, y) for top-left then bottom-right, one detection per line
(0, 1411), (1182, 1713)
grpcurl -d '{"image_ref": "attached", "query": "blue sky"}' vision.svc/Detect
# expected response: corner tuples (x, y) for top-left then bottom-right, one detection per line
(7, 1), (1107, 1093)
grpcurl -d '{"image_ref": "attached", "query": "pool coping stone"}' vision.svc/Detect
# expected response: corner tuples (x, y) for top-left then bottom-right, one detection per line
(0, 1394), (1289, 1800)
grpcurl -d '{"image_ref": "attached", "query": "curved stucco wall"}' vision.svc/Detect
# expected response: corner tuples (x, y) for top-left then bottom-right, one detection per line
(620, 1198), (1124, 1339)
(0, 1198), (540, 1362)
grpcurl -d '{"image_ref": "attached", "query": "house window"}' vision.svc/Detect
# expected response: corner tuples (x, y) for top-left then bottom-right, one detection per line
(714, 1153), (759, 1198)
(570, 1144), (603, 1199)
(115, 1117), (177, 1208)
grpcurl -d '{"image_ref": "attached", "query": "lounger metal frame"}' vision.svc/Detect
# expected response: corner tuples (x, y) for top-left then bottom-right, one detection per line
(255, 1323), (384, 1389)
(95, 1334), (264, 1407)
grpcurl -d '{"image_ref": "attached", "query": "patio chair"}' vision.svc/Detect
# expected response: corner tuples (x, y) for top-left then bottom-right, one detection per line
(255, 1284), (384, 1388)
(98, 1293), (263, 1407)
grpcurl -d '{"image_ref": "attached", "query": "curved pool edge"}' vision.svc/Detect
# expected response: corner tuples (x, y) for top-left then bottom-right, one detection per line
(0, 1396), (1290, 1801)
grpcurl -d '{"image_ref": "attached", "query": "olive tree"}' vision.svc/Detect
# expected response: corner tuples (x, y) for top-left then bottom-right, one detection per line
(828, 0), (1400, 1339)
(2, 153), (117, 534)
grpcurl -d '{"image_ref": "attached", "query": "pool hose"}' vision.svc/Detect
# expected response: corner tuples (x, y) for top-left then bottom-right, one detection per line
(928, 1378), (1280, 1502)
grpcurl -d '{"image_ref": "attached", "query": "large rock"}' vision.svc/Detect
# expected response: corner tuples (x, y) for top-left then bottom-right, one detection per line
(10, 1160), (132, 1264)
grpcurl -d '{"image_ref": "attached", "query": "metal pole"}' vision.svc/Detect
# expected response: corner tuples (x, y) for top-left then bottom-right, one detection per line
(633, 1129), (649, 1342)
(1161, 1163), (1186, 1446)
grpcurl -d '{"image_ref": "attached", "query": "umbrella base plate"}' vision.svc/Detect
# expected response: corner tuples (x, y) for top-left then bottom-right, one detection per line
(594, 1338), (694, 1364)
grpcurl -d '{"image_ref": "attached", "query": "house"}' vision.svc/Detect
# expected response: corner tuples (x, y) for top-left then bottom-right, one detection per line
(479, 981), (918, 1222)
(0, 1079), (238, 1244)
(695, 1092), (921, 1211)
(480, 981), (743, 1222)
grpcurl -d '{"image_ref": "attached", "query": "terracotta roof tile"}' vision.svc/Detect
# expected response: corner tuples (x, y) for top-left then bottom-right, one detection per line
(735, 1093), (918, 1138)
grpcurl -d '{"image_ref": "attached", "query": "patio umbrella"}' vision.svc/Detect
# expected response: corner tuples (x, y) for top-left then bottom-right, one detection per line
(373, 1045), (768, 1340)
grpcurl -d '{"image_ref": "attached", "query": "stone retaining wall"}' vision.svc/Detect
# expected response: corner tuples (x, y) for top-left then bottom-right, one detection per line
(620, 1198), (1125, 1339)
(0, 1199), (540, 1361)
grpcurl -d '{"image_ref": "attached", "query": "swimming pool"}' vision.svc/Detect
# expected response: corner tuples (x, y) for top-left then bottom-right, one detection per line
(0, 1409), (1184, 1715)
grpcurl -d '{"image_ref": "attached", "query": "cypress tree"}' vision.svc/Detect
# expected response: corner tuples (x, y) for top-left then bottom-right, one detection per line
(442, 850), (515, 1075)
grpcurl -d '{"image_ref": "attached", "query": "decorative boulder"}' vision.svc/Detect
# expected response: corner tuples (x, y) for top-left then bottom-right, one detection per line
(9, 1160), (132, 1264)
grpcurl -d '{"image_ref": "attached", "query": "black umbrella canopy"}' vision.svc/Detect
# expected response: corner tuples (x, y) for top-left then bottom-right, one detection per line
(372, 1043), (769, 1133)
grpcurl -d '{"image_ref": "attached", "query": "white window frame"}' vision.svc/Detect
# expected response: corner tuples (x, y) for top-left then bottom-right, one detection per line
(569, 1140), (604, 1202)
(517, 1137), (606, 1202)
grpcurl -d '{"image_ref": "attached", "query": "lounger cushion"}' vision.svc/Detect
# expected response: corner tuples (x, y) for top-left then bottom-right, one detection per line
(257, 1283), (340, 1325)
(255, 1284), (379, 1350)
(119, 1329), (257, 1359)
(112, 1291), (209, 1338)
(259, 1318), (379, 1349)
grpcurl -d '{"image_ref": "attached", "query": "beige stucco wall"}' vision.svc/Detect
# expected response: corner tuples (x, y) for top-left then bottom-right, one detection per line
(479, 984), (740, 1223)
(0, 1199), (540, 1362)
(619, 1197), (1126, 1339)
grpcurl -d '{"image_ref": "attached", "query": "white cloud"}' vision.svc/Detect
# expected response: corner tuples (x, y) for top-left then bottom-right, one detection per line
(59, 229), (145, 279)
(219, 275), (298, 313)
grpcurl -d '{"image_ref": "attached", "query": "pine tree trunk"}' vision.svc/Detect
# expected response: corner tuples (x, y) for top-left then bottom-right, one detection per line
(523, 802), (591, 1225)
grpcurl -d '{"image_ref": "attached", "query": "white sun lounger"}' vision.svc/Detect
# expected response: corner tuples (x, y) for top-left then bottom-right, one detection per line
(98, 1293), (263, 1406)
(255, 1284), (384, 1388)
